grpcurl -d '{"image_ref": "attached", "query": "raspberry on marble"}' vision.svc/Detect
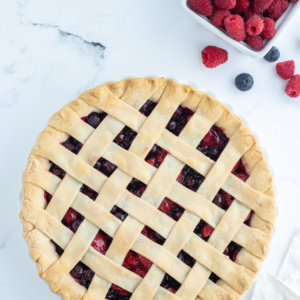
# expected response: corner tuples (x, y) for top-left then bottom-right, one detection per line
(285, 75), (300, 98)
(201, 46), (229, 68)
(276, 60), (295, 80)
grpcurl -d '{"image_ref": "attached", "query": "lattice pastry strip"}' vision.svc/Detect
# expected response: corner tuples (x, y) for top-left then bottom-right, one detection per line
(20, 77), (276, 300)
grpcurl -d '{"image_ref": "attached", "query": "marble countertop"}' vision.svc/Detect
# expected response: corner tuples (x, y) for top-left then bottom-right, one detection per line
(1, 0), (300, 299)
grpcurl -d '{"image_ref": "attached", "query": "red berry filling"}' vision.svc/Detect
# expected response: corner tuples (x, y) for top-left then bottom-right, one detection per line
(110, 205), (128, 222)
(49, 163), (66, 179)
(224, 241), (242, 261)
(94, 157), (118, 177)
(44, 191), (52, 204)
(139, 99), (158, 117)
(71, 262), (95, 289)
(160, 273), (181, 293)
(92, 231), (110, 255)
(141, 226), (166, 245)
(122, 250), (153, 278)
(166, 106), (194, 136)
(194, 220), (215, 241)
(158, 198), (185, 221)
(61, 136), (83, 154)
(80, 184), (98, 200)
(126, 178), (147, 198)
(145, 144), (168, 168)
(197, 125), (229, 161)
(178, 250), (196, 268)
(113, 126), (137, 150)
(108, 285), (132, 299)
(177, 165), (205, 192)
(85, 112), (107, 129)
(62, 207), (79, 226)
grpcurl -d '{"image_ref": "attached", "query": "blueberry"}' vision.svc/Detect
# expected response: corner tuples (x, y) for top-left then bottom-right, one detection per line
(86, 112), (102, 128)
(264, 46), (280, 62)
(235, 73), (254, 92)
(71, 263), (84, 278)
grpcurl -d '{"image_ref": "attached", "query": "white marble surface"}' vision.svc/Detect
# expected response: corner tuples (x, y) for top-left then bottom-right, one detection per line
(1, 0), (300, 299)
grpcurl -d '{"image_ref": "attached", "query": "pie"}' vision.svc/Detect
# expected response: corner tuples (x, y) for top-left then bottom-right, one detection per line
(20, 77), (276, 300)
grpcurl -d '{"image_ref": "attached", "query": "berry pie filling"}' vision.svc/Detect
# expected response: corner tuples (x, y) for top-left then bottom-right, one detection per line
(45, 100), (254, 296)
(166, 106), (194, 136)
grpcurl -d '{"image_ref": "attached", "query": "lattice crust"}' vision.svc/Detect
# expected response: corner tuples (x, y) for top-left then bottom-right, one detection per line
(20, 77), (276, 300)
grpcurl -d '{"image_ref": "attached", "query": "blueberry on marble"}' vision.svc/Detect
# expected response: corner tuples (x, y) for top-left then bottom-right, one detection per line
(264, 47), (280, 62)
(235, 73), (254, 92)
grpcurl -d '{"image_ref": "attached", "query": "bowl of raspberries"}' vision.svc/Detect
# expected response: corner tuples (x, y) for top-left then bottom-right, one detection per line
(183, 0), (300, 58)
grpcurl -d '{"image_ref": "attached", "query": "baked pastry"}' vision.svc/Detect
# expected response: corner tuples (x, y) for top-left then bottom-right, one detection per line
(20, 77), (276, 300)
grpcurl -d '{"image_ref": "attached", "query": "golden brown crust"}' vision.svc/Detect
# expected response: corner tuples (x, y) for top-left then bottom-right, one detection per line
(20, 77), (276, 300)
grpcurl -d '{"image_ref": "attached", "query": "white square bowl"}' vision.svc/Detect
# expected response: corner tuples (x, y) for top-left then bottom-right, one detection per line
(182, 0), (300, 59)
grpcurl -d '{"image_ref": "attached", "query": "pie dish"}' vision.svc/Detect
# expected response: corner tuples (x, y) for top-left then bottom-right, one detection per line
(20, 77), (276, 300)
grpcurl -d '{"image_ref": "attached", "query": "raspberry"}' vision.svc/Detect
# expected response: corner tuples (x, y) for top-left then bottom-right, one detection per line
(123, 251), (139, 269)
(235, 171), (249, 181)
(245, 15), (264, 35)
(201, 223), (214, 237)
(224, 15), (246, 41)
(276, 60), (295, 80)
(167, 288), (177, 293)
(245, 34), (264, 50)
(133, 267), (148, 278)
(231, 248), (240, 262)
(244, 9), (263, 21)
(232, 160), (241, 172)
(201, 46), (228, 68)
(111, 284), (131, 297)
(201, 129), (216, 146)
(222, 190), (234, 207)
(262, 18), (275, 39)
(141, 226), (155, 242)
(214, 0), (236, 9)
(210, 8), (231, 27)
(244, 211), (254, 223)
(91, 232), (108, 254)
(158, 198), (173, 213)
(137, 254), (153, 270)
(285, 75), (300, 98)
(231, 0), (250, 14)
(62, 208), (79, 224)
(187, 0), (214, 16)
(252, 0), (275, 13)
(267, 0), (289, 19)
